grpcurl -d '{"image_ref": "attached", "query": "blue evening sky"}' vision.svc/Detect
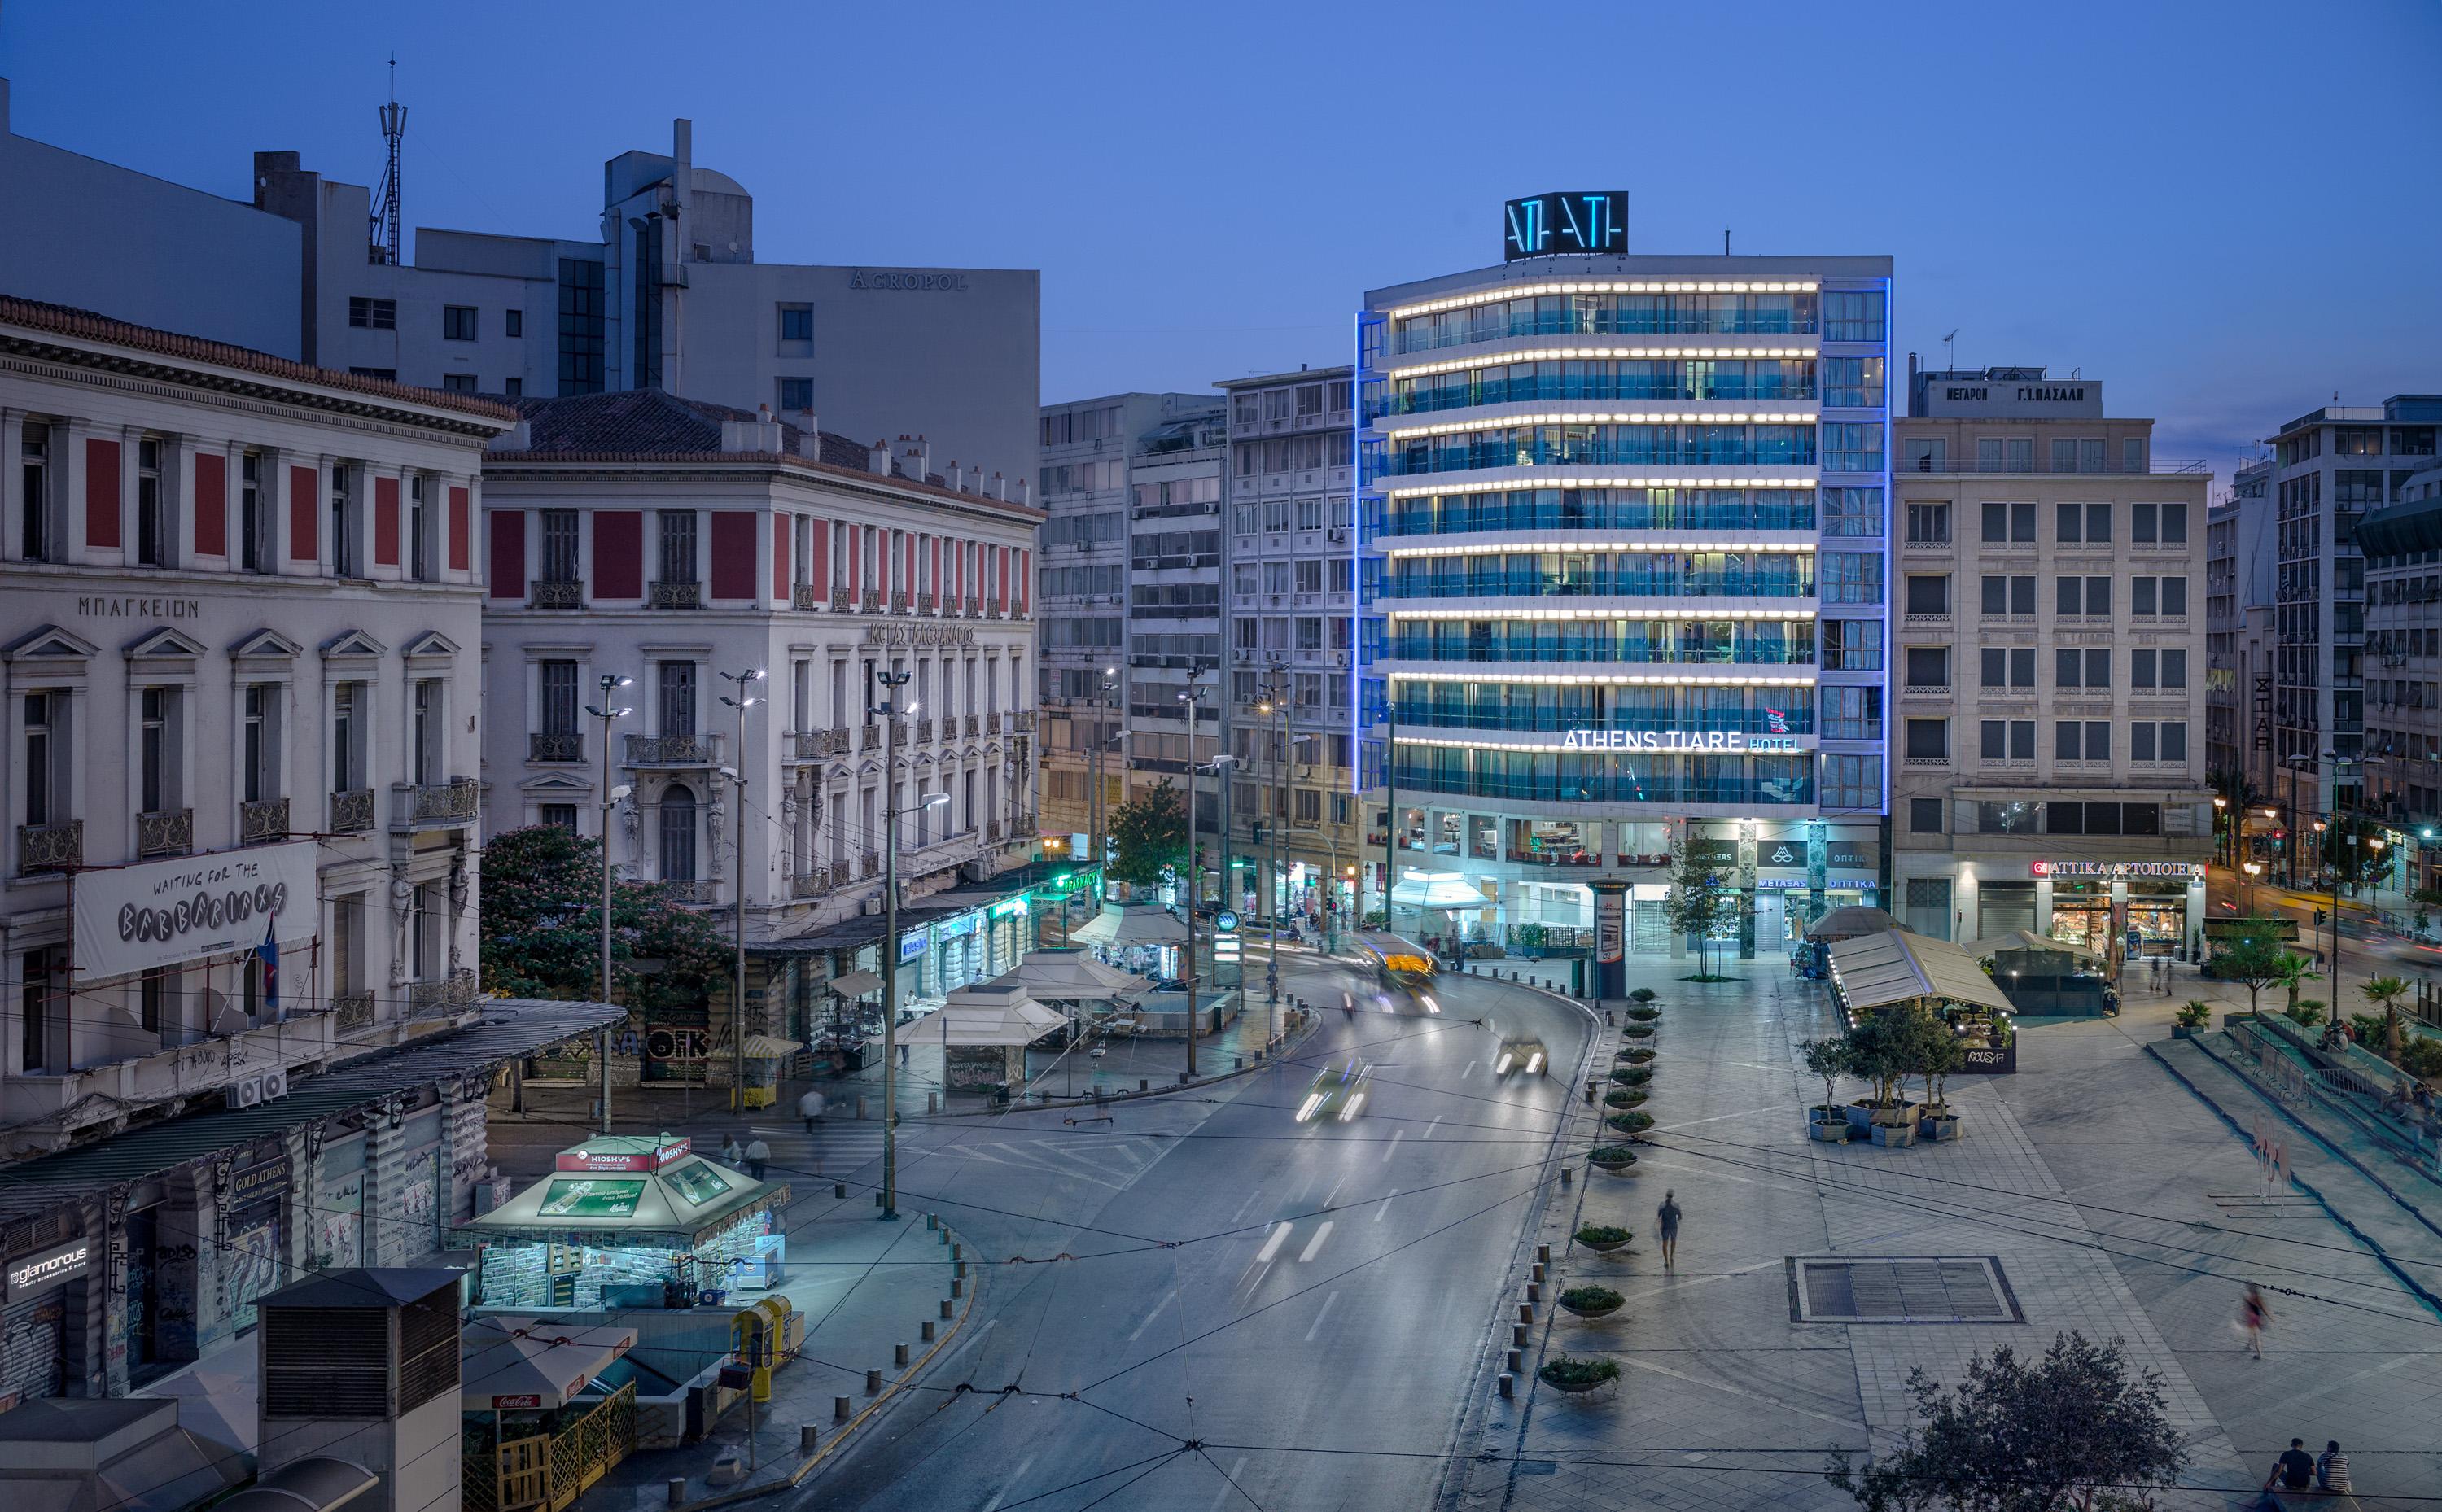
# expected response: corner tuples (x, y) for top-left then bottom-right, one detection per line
(5, 0), (2436, 479)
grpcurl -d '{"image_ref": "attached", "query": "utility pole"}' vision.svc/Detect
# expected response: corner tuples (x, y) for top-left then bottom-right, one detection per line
(587, 675), (635, 1134)
(1179, 681), (1210, 1079)
(873, 668), (943, 1219)
(1256, 674), (1289, 1017)
(719, 668), (766, 1112)
(1091, 665), (1116, 885)
(1381, 683), (1398, 937)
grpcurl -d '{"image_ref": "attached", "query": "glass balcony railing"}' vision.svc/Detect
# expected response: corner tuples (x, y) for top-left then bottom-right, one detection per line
(1384, 495), (1816, 536)
(1393, 761), (1815, 807)
(1376, 435), (1817, 478)
(1394, 705), (1814, 736)
(1381, 568), (1814, 601)
(1378, 372), (1817, 418)
(1383, 628), (1814, 666)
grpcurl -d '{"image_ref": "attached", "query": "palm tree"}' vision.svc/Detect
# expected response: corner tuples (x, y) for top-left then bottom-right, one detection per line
(2362, 973), (2409, 1063)
(2274, 950), (2322, 1017)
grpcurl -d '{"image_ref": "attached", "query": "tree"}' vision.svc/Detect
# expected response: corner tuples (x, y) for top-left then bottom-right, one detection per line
(2208, 768), (2258, 867)
(1843, 1010), (1909, 1112)
(1105, 779), (1187, 890)
(1663, 843), (1738, 979)
(2320, 812), (2393, 895)
(2272, 950), (2321, 1016)
(1910, 1008), (1967, 1113)
(2361, 973), (2409, 1064)
(1800, 1036), (1854, 1117)
(2204, 935), (2288, 1016)
(1826, 1331), (2186, 1512)
(480, 824), (731, 1014)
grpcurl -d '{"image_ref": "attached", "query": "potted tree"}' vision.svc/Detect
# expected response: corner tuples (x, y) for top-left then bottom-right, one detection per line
(1800, 1036), (1853, 1142)
(1587, 1145), (1639, 1173)
(1913, 1015), (1965, 1142)
(2171, 1000), (2212, 1040)
(1514, 922), (1548, 960)
(1842, 1011), (1919, 1145)
(2362, 974), (2409, 1064)
(2204, 935), (2289, 1018)
(1574, 1224), (1632, 1252)
(1558, 1285), (1625, 1318)
(1537, 1355), (1620, 1395)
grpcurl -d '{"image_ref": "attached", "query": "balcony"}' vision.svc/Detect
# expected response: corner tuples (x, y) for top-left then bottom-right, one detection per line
(650, 580), (702, 609)
(964, 597), (982, 616)
(408, 968), (480, 1020)
(1, 1012), (336, 1131)
(18, 819), (80, 874)
(332, 990), (376, 1031)
(831, 588), (853, 611)
(1012, 710), (1037, 734)
(985, 712), (1002, 734)
(985, 819), (1003, 844)
(529, 732), (585, 763)
(860, 724), (880, 752)
(137, 808), (194, 859)
(891, 591), (911, 613)
(239, 798), (291, 846)
(963, 714), (980, 737)
(626, 732), (724, 767)
(916, 718), (934, 743)
(860, 850), (880, 880)
(790, 870), (828, 898)
(330, 789), (375, 833)
(861, 590), (884, 612)
(657, 877), (720, 904)
(392, 778), (479, 832)
(793, 583), (822, 611)
(529, 579), (584, 609)
(792, 728), (848, 759)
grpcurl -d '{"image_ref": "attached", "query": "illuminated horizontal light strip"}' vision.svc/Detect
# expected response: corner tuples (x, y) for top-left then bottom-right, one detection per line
(1384, 540), (1815, 557)
(1384, 476), (1817, 498)
(1385, 279), (1819, 321)
(1390, 732), (1814, 752)
(1384, 346), (1818, 379)
(1383, 668), (1818, 686)
(1385, 605), (1816, 621)
(1384, 411), (1815, 440)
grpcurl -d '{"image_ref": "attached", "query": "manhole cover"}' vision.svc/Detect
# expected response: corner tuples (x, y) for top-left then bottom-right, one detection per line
(1788, 1256), (2022, 1324)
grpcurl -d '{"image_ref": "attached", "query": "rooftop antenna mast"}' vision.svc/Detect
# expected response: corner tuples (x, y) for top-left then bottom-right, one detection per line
(370, 57), (405, 265)
(1942, 329), (1959, 369)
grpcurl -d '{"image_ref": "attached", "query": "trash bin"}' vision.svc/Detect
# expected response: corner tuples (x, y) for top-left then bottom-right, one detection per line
(992, 1082), (1012, 1107)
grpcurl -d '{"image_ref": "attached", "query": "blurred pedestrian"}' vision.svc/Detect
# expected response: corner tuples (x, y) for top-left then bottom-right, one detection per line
(2316, 1440), (2352, 1493)
(799, 1088), (826, 1134)
(721, 1134), (745, 1168)
(1656, 1190), (1683, 1270)
(744, 1135), (770, 1181)
(2241, 1283), (2270, 1360)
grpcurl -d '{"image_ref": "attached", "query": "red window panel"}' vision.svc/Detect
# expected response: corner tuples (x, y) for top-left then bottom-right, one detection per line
(192, 453), (226, 556)
(288, 464), (318, 561)
(489, 509), (526, 600)
(593, 511), (643, 598)
(709, 511), (756, 600)
(373, 475), (400, 566)
(903, 531), (916, 592)
(810, 517), (829, 592)
(84, 438), (121, 548)
(449, 486), (470, 571)
(1017, 548), (1031, 613)
(772, 513), (791, 601)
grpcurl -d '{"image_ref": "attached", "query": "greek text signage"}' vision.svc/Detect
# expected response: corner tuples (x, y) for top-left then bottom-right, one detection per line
(1560, 728), (1804, 753)
(2028, 861), (2203, 880)
(71, 840), (317, 980)
(1503, 191), (1629, 261)
(6, 1238), (92, 1302)
(850, 269), (970, 292)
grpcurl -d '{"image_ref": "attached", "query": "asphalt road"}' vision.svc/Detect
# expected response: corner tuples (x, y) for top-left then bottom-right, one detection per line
(787, 956), (1597, 1512)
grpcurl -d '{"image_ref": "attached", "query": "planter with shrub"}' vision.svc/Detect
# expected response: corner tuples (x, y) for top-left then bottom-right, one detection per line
(1558, 1285), (1625, 1318)
(1587, 1146), (1639, 1173)
(1917, 1103), (1961, 1141)
(1616, 1047), (1656, 1064)
(1610, 1067), (1652, 1087)
(1623, 1005), (1661, 1023)
(1537, 1355), (1620, 1395)
(2172, 1001), (2212, 1040)
(1605, 1110), (1655, 1137)
(1603, 1089), (1648, 1112)
(1628, 987), (1658, 1006)
(1620, 1022), (1656, 1039)
(1574, 1225), (1632, 1252)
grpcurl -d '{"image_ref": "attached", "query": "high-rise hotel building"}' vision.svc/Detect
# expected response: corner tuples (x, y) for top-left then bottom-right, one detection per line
(1360, 204), (1893, 963)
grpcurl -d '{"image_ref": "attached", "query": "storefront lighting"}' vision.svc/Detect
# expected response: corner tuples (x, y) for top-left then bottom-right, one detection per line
(1385, 475), (1818, 499)
(1383, 346), (1818, 379)
(1384, 540), (1816, 558)
(1386, 669), (1815, 687)
(1385, 411), (1818, 440)
(1384, 279), (1819, 321)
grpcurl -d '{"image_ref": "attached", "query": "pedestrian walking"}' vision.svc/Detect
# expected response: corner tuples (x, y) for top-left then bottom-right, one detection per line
(744, 1135), (770, 1182)
(2263, 1438), (2313, 1493)
(899, 1041), (911, 1067)
(2315, 1440), (2352, 1494)
(1656, 1189), (1683, 1270)
(721, 1134), (745, 1169)
(2241, 1283), (2271, 1360)
(799, 1088), (827, 1134)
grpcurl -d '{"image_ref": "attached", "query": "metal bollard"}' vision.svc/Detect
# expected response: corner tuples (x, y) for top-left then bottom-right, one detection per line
(922, 1320), (936, 1342)
(1179, 1071), (1193, 1084)
(1498, 1372), (1514, 1399)
(952, 1243), (962, 1261)
(834, 1182), (847, 1199)
(1517, 1301), (1534, 1324)
(1236, 1055), (1245, 1070)
(857, 1096), (869, 1120)
(927, 1213), (939, 1230)
(668, 1478), (688, 1507)
(952, 1277), (964, 1298)
(834, 1395), (851, 1422)
(1530, 1262), (1544, 1283)
(1525, 1282), (1540, 1304)
(1538, 1243), (1551, 1265)
(895, 1343), (910, 1367)
(1560, 1166), (1573, 1186)
(873, 1191), (883, 1207)
(800, 1424), (821, 1454)
(928, 1092), (939, 1115)
(1507, 1348), (1523, 1374)
(939, 1226), (948, 1244)
(865, 1368), (882, 1395)
(941, 1298), (954, 1318)
(1512, 1323), (1527, 1348)
(956, 1259), (967, 1278)
(1139, 1078), (1149, 1092)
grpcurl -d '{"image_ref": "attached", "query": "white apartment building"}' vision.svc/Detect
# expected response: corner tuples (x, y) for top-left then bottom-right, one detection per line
(481, 396), (1044, 1055)
(1124, 409), (1228, 802)
(1362, 217), (1893, 981)
(0, 80), (1039, 482)
(1216, 366), (1362, 929)
(2207, 458), (2275, 797)
(1892, 367), (2213, 957)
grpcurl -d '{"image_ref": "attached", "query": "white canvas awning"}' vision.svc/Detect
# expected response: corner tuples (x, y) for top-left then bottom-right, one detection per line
(828, 969), (884, 998)
(1391, 870), (1486, 909)
(1827, 928), (2016, 1016)
(1805, 905), (1900, 942)
(1962, 929), (2106, 964)
(1066, 906), (1186, 946)
(462, 1318), (637, 1410)
(987, 949), (1151, 1000)
(928, 983), (1066, 1047)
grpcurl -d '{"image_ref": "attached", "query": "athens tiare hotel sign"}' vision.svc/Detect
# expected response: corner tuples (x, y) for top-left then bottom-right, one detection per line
(1560, 729), (1804, 753)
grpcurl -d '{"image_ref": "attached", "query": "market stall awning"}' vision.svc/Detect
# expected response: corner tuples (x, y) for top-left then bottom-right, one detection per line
(453, 1135), (787, 1248)
(1827, 928), (2016, 1016)
(462, 1317), (637, 1410)
(740, 1035), (800, 1057)
(987, 949), (1150, 1000)
(1391, 870), (1487, 909)
(1805, 905), (1901, 942)
(926, 984), (1065, 1047)
(827, 969), (883, 998)
(1066, 905), (1186, 946)
(1962, 929), (2106, 964)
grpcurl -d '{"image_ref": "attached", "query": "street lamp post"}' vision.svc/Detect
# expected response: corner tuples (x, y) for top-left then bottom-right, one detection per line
(872, 669), (942, 1220)
(1254, 679), (1290, 1018)
(718, 668), (766, 1112)
(1091, 665), (1117, 880)
(2242, 861), (2263, 918)
(586, 675), (635, 1134)
(2213, 794), (2230, 867)
(1179, 681), (1210, 1080)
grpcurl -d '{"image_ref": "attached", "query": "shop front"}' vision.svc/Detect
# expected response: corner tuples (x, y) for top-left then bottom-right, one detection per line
(0, 1228), (90, 1410)
(2030, 861), (2207, 963)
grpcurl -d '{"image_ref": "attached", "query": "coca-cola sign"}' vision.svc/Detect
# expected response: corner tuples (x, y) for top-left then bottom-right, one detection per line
(72, 841), (317, 979)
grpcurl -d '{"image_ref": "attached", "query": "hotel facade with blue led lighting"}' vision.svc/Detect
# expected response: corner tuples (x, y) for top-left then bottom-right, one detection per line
(1359, 208), (1893, 963)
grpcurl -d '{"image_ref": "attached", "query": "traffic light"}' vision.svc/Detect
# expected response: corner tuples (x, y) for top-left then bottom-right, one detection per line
(2314, 907), (2328, 925)
(1249, 822), (1266, 845)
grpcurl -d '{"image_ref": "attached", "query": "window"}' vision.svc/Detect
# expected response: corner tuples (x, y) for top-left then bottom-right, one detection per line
(506, 377), (523, 398)
(1981, 647), (2035, 687)
(1823, 356), (1884, 408)
(1823, 422), (1884, 475)
(23, 692), (65, 828)
(558, 258), (606, 395)
(1822, 487), (1883, 537)
(1904, 436), (1949, 473)
(329, 464), (356, 576)
(1980, 575), (2011, 615)
(1905, 646), (1949, 688)
(1980, 719), (2033, 760)
(19, 424), (51, 562)
(438, 304), (477, 341)
(332, 683), (364, 793)
(141, 966), (181, 1048)
(1820, 754), (1882, 811)
(239, 454), (266, 572)
(1910, 798), (1944, 834)
(1903, 719), (1948, 760)
(779, 377), (814, 411)
(779, 304), (814, 342)
(2085, 502), (2111, 541)
(660, 661), (698, 736)
(505, 309), (523, 338)
(2160, 500), (2187, 541)
(659, 510), (698, 585)
(540, 509), (580, 583)
(2056, 575), (2112, 617)
(1979, 437), (2033, 473)
(1823, 686), (1882, 740)
(241, 684), (278, 804)
(1905, 501), (1951, 544)
(659, 782), (698, 881)
(136, 437), (165, 566)
(2129, 649), (2187, 688)
(2055, 720), (2112, 762)
(412, 680), (442, 786)
(541, 802), (578, 831)
(1820, 618), (1883, 671)
(1819, 552), (1884, 604)
(139, 686), (178, 815)
(1822, 290), (1885, 343)
(1904, 575), (1950, 615)
(407, 475), (429, 579)
(348, 296), (397, 330)
(441, 374), (478, 393)
(540, 661), (580, 737)
(1976, 800), (2042, 834)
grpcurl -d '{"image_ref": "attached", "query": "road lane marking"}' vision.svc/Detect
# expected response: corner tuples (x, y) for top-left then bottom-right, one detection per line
(1321, 1173), (1348, 1209)
(979, 1453), (1035, 1512)
(940, 1318), (996, 1366)
(1423, 1115), (1443, 1140)
(1207, 1457), (1248, 1511)
(1304, 1291), (1340, 1341)
(1462, 1060), (1477, 1077)
(1298, 1220), (1333, 1262)
(1381, 1130), (1404, 1162)
(1228, 1189), (1258, 1225)
(1127, 1287), (1179, 1342)
(1374, 1186), (1399, 1221)
(1255, 1222), (1291, 1263)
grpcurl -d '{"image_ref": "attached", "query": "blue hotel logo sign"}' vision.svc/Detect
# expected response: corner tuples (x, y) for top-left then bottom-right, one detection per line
(1503, 192), (1629, 262)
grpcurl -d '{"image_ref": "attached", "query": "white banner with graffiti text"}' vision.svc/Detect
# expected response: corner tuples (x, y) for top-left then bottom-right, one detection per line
(72, 840), (317, 980)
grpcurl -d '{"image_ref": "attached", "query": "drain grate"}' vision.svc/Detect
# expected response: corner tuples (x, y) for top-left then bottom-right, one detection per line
(1789, 1256), (2022, 1324)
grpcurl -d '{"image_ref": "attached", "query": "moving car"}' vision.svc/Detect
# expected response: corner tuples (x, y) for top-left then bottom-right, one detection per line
(1492, 1035), (1547, 1077)
(1294, 1059), (1374, 1122)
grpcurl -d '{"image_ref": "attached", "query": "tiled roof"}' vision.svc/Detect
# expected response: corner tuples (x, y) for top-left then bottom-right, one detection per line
(511, 388), (875, 470)
(0, 294), (519, 422)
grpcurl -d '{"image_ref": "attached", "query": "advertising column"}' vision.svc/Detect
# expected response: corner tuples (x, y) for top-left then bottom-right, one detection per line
(1591, 879), (1629, 1001)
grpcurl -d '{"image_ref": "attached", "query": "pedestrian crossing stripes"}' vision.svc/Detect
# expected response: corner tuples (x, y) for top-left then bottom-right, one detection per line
(705, 1121), (1173, 1195)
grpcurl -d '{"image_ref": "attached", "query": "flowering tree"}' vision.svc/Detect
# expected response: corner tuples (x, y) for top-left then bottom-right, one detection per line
(481, 824), (730, 1013)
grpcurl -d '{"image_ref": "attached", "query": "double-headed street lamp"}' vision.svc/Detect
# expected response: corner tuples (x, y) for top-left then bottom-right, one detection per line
(873, 667), (946, 1221)
(585, 674), (636, 1134)
(1089, 666), (1118, 879)
(717, 667), (766, 1111)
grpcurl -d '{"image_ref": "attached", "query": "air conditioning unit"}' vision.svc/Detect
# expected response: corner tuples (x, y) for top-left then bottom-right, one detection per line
(225, 1068), (290, 1110)
(860, 896), (884, 916)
